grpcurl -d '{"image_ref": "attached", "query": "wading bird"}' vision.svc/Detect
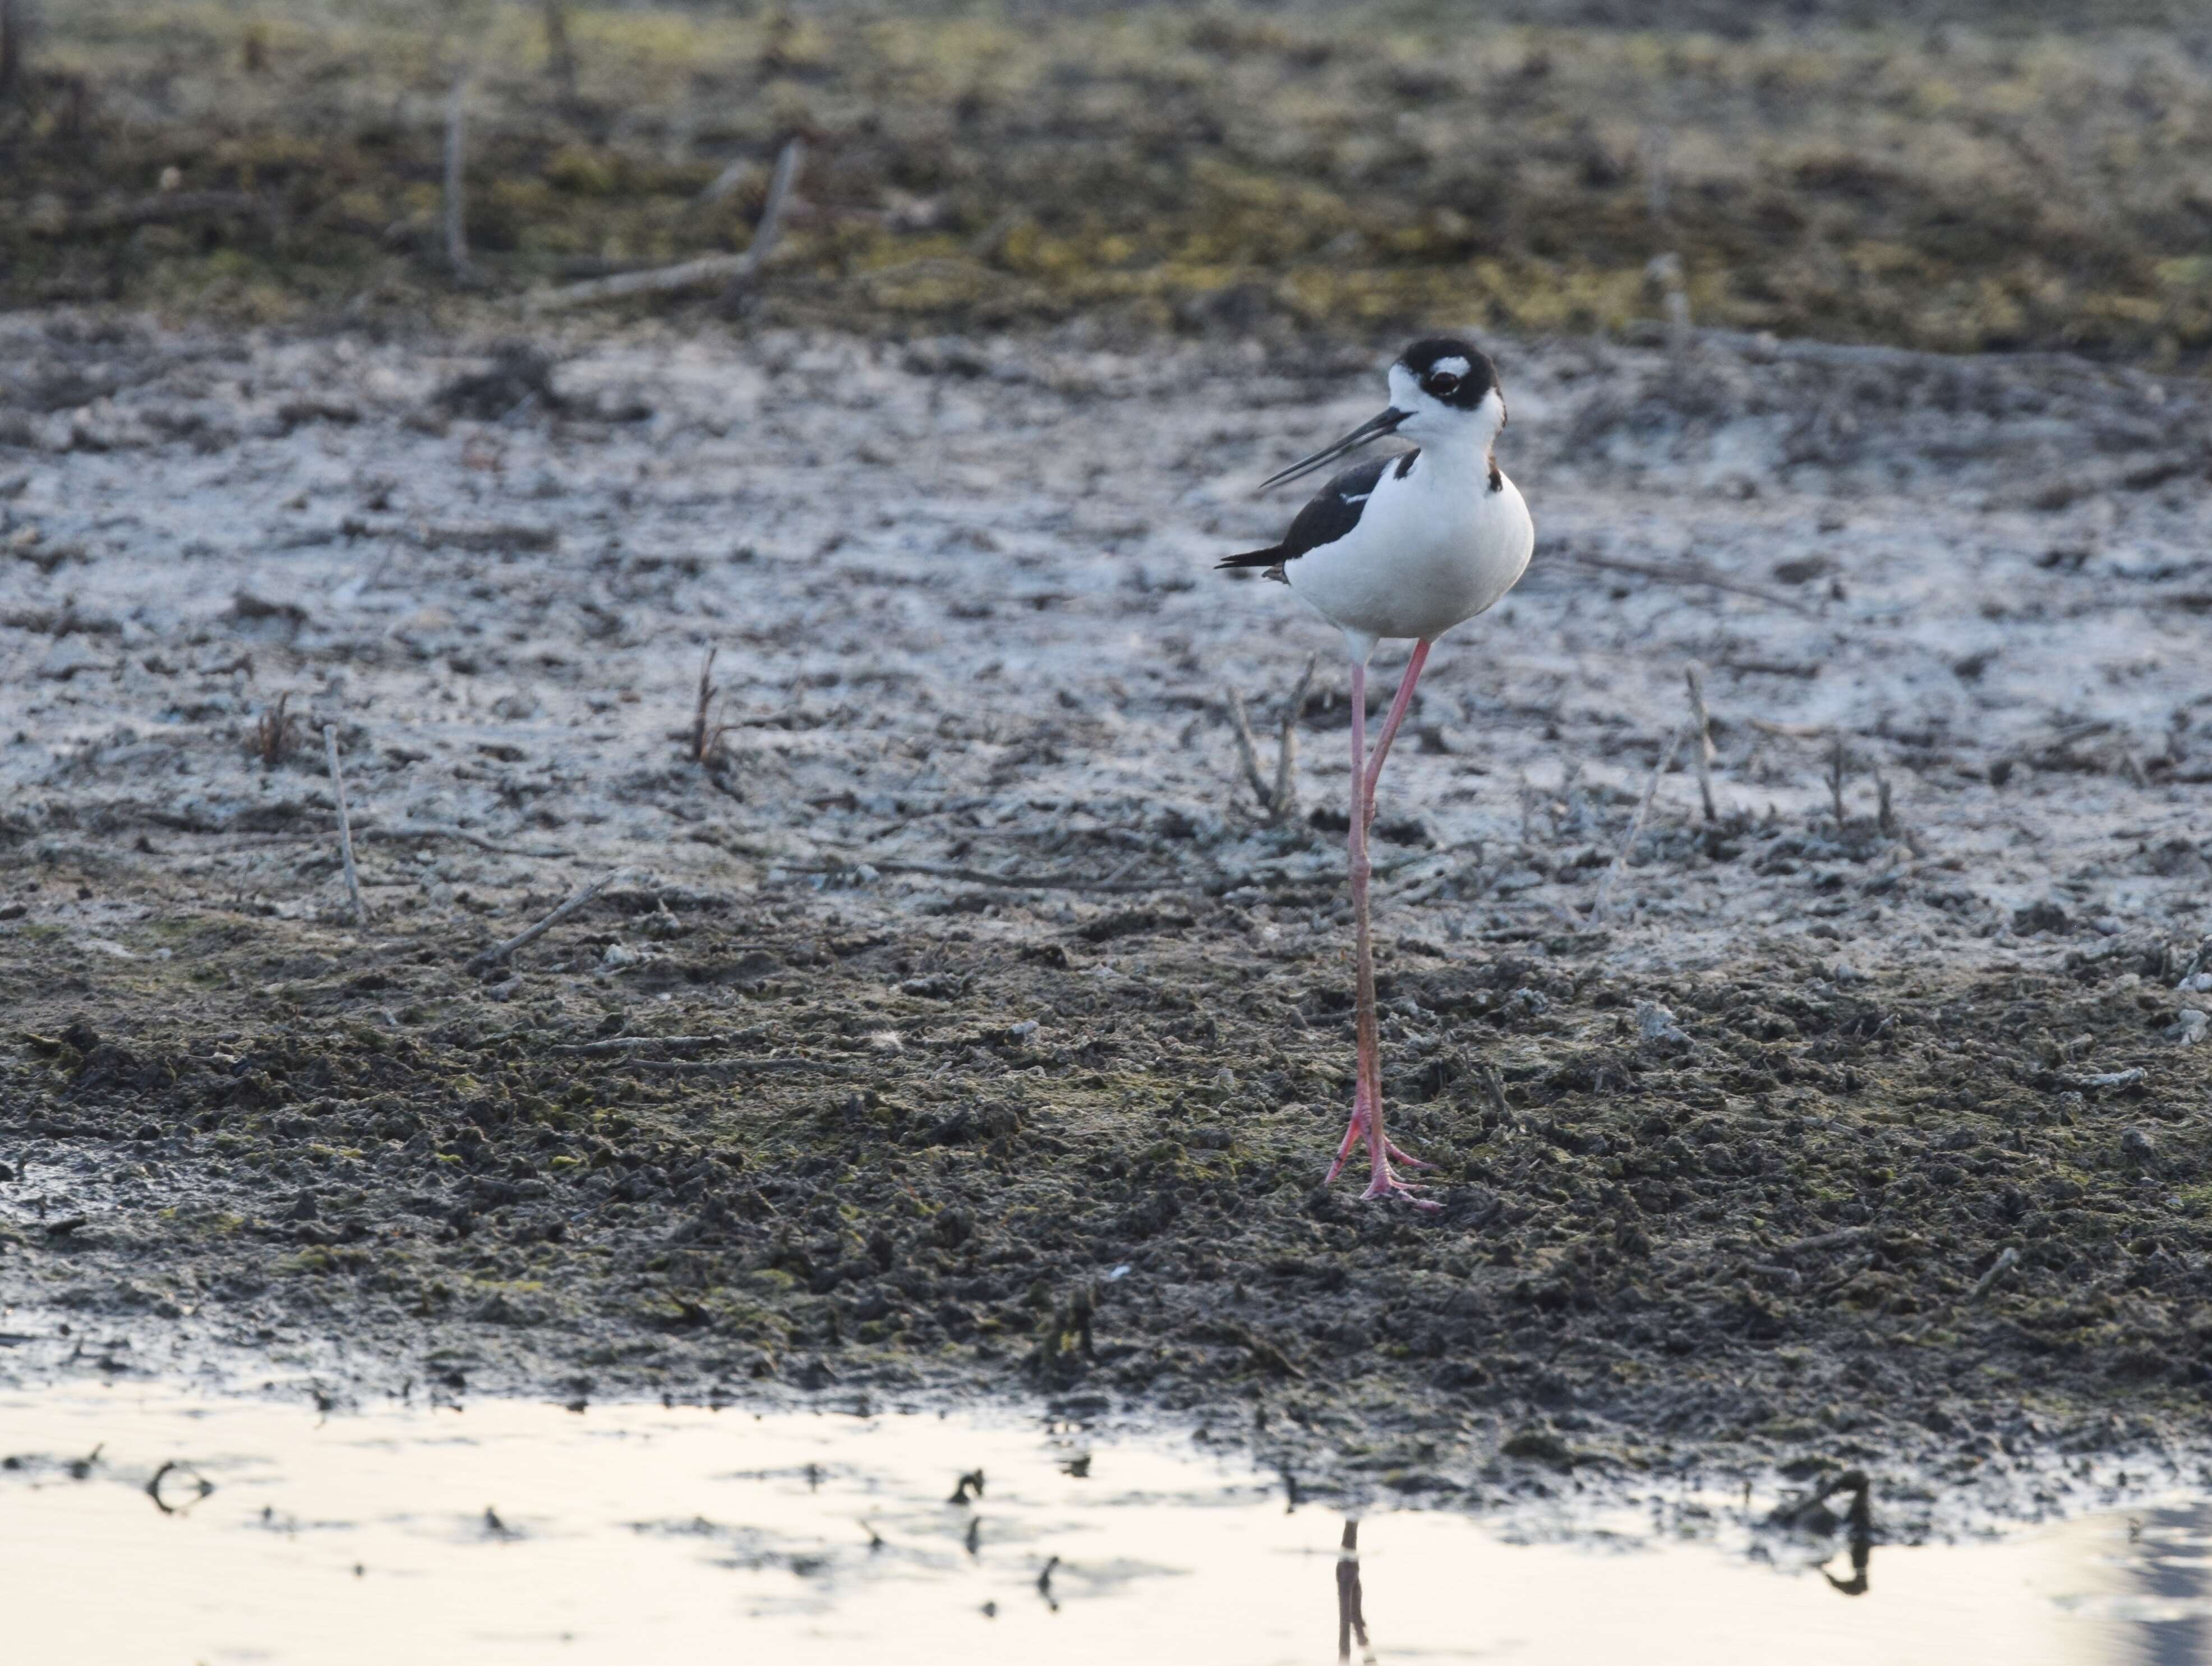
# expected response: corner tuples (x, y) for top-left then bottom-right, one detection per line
(1219, 339), (1534, 1207)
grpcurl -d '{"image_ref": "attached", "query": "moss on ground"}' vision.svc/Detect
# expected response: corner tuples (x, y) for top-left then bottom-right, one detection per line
(3, 1), (2210, 361)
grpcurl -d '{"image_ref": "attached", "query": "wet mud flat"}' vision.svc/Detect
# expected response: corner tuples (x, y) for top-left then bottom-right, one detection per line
(4, 311), (2212, 1527)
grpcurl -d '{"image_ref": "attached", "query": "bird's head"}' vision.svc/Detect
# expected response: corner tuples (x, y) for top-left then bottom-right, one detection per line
(1259, 336), (1506, 491)
(1388, 337), (1505, 447)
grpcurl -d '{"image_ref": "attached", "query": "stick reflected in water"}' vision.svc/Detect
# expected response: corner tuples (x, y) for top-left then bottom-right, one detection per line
(1336, 1517), (1376, 1664)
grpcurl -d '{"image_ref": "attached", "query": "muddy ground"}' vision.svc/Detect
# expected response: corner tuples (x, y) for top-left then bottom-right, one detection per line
(4, 308), (2212, 1531)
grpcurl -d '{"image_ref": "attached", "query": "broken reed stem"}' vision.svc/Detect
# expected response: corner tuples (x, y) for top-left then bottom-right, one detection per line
(690, 646), (720, 762)
(1826, 733), (1849, 830)
(1683, 661), (1717, 822)
(322, 725), (367, 927)
(0, 0), (22, 103)
(721, 137), (803, 312)
(1593, 726), (1685, 922)
(1555, 547), (1818, 618)
(541, 0), (576, 102)
(1225, 654), (1315, 821)
(536, 138), (804, 311)
(467, 870), (617, 973)
(443, 70), (471, 278)
(1967, 1245), (2020, 1303)
(1225, 688), (1272, 811)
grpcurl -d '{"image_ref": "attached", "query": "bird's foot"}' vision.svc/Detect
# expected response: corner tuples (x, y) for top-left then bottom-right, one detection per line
(1360, 1164), (1441, 1212)
(1323, 1099), (1433, 1185)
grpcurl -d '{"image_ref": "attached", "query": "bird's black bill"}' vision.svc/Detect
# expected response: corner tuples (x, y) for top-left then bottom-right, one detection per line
(1258, 407), (1409, 492)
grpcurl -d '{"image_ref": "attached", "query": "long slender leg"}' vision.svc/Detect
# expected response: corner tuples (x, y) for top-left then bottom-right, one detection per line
(1324, 659), (1375, 1185)
(1363, 641), (1431, 825)
(1322, 651), (1435, 1203)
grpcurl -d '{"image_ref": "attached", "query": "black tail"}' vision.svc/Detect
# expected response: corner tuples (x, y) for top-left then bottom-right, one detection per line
(1216, 546), (1283, 570)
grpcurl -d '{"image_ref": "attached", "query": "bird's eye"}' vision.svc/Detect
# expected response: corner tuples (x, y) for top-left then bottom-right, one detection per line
(1426, 372), (1459, 397)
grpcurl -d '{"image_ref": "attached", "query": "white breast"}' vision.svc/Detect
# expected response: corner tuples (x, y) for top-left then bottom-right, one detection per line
(1285, 457), (1534, 651)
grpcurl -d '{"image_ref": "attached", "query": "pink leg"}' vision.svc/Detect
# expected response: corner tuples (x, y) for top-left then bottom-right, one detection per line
(1363, 641), (1430, 827)
(1321, 649), (1437, 1208)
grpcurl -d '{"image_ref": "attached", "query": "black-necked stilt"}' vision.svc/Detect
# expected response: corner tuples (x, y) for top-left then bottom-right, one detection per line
(1220, 337), (1536, 1207)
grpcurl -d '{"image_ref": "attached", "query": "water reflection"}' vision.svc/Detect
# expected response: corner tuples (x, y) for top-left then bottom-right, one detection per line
(1336, 1518), (1374, 1664)
(2, 1388), (2206, 1663)
(2092, 1501), (2212, 1666)
(1769, 1469), (1875, 1597)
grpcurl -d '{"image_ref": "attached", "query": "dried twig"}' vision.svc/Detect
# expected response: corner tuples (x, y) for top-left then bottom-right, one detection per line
(721, 137), (803, 313)
(1593, 726), (1685, 922)
(1225, 654), (1315, 822)
(1554, 547), (1819, 618)
(1776, 1226), (1872, 1258)
(535, 139), (803, 311)
(1967, 1246), (2020, 1302)
(443, 70), (471, 279)
(322, 725), (366, 927)
(697, 154), (754, 205)
(550, 1034), (731, 1056)
(1683, 661), (1717, 822)
(467, 871), (619, 973)
(785, 857), (1168, 895)
(689, 646), (735, 766)
(1826, 733), (1849, 830)
(621, 1056), (850, 1076)
(1746, 717), (1832, 740)
(2058, 1066), (2146, 1092)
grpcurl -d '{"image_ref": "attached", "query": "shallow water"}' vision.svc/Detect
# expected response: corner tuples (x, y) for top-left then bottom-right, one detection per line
(3, 1389), (2209, 1664)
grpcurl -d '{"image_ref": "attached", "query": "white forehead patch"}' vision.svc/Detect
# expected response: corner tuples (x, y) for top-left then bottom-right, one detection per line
(1428, 355), (1472, 378)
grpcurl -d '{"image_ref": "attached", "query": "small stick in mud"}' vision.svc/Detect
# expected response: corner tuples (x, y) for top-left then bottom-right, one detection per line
(947, 1468), (985, 1505)
(443, 71), (471, 279)
(1554, 546), (1818, 618)
(535, 139), (804, 311)
(1225, 653), (1316, 822)
(721, 138), (803, 314)
(322, 724), (367, 927)
(371, 821), (572, 860)
(1684, 661), (1718, 822)
(467, 871), (619, 974)
(689, 647), (736, 768)
(1967, 1245), (2020, 1301)
(1479, 1062), (1513, 1129)
(1593, 726), (1685, 922)
(1826, 733), (1850, 831)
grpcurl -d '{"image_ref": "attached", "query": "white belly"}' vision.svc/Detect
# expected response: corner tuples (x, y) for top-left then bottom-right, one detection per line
(1286, 465), (1534, 648)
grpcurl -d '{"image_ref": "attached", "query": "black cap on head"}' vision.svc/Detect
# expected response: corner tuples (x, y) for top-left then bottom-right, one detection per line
(1396, 337), (1497, 410)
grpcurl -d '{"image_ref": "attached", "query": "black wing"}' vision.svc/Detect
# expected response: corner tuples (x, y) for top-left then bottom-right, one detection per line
(1216, 453), (1413, 576)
